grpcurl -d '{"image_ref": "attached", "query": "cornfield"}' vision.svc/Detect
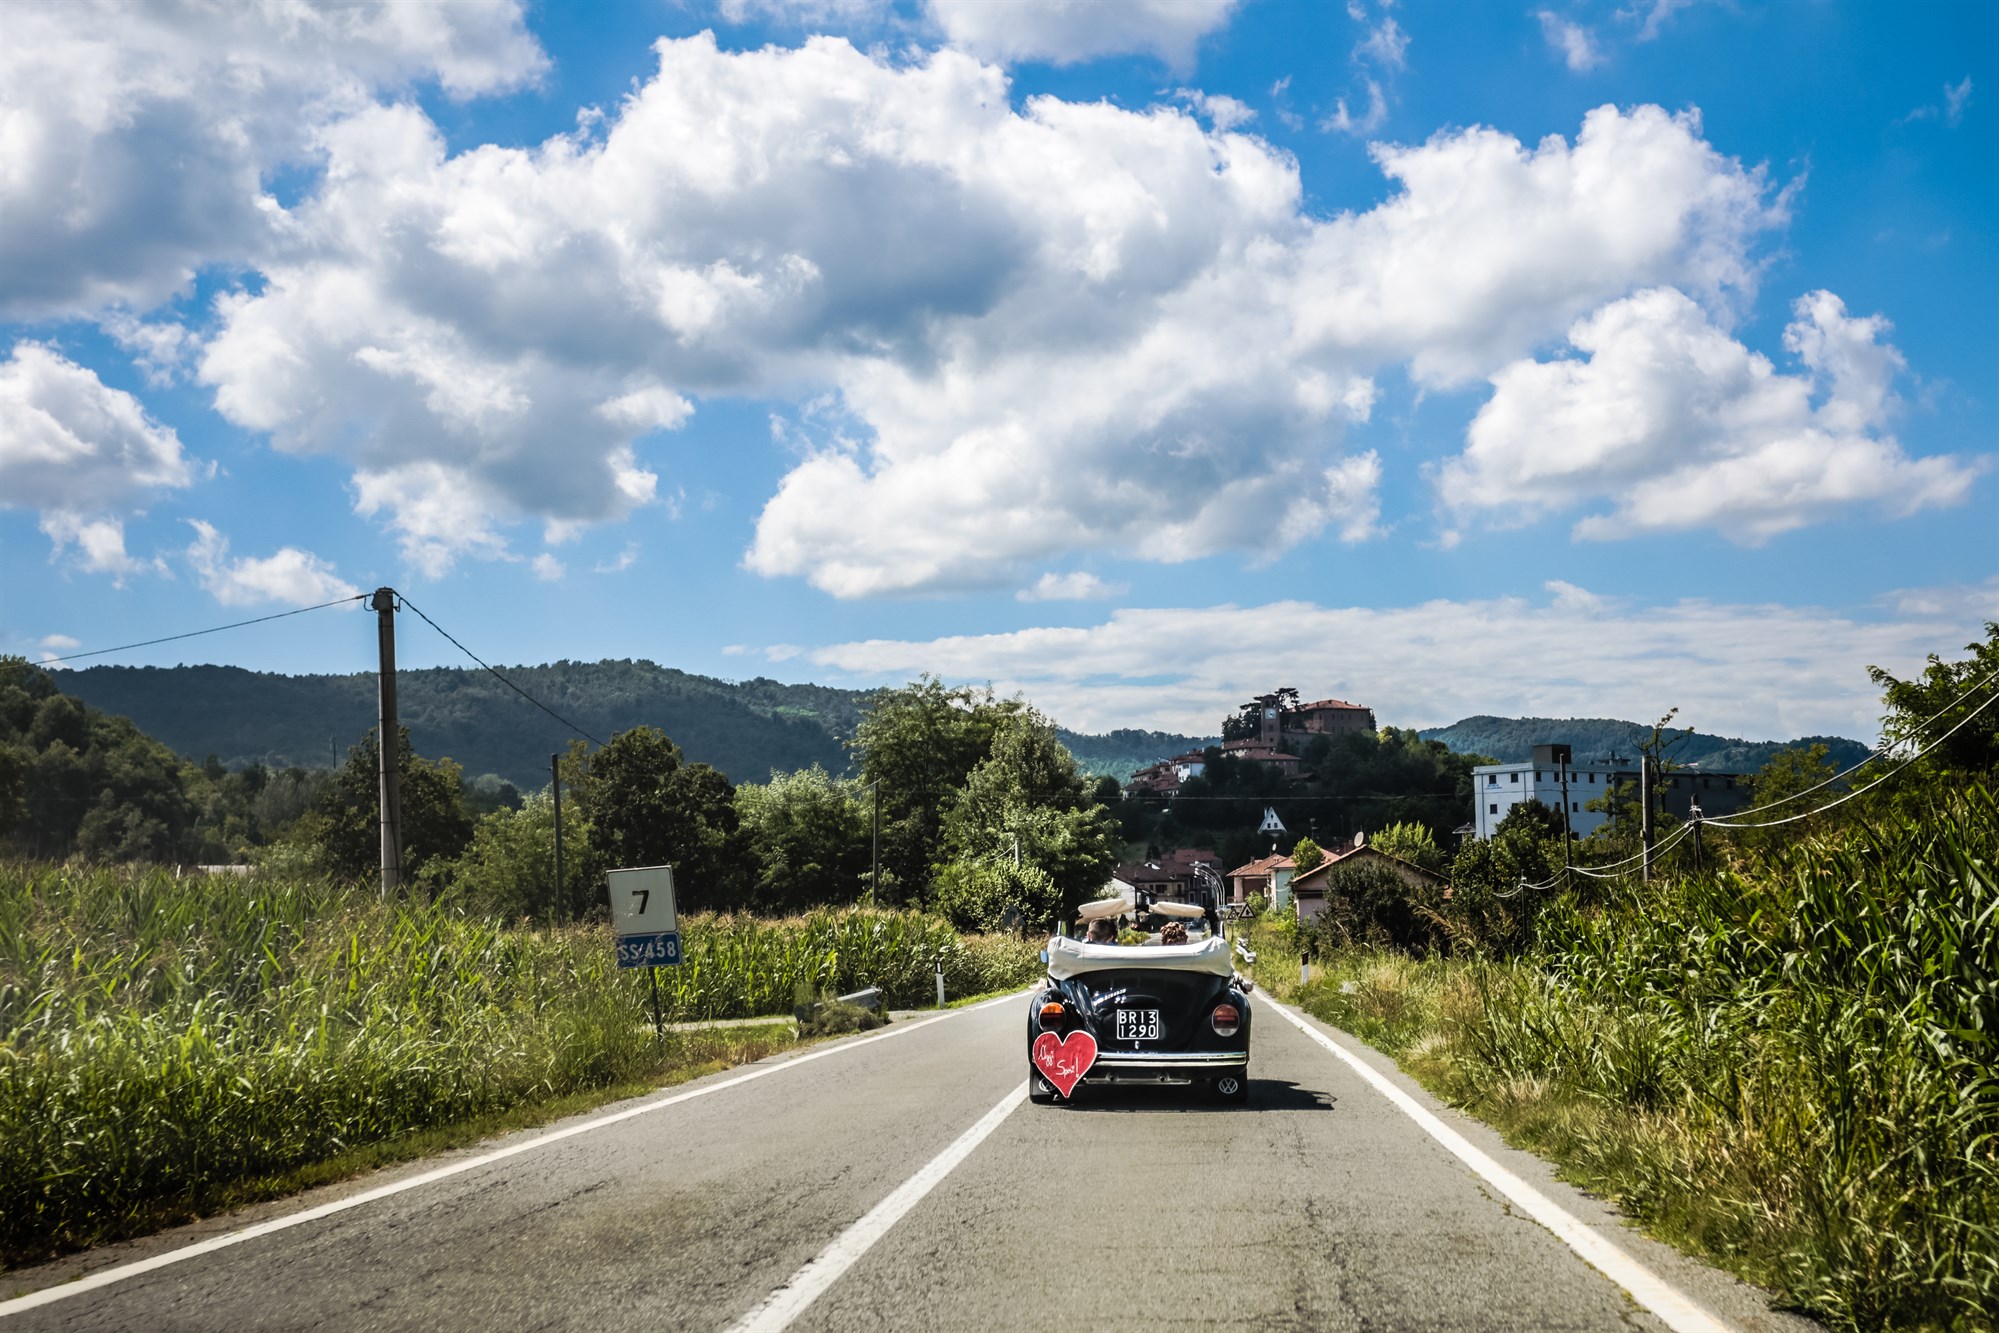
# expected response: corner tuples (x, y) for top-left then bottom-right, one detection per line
(1261, 783), (1998, 1331)
(0, 864), (1040, 1265)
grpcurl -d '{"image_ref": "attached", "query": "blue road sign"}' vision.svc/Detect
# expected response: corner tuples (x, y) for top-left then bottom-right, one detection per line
(615, 931), (681, 968)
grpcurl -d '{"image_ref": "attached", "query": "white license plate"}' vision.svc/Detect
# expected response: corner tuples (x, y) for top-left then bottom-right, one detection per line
(1116, 1009), (1160, 1042)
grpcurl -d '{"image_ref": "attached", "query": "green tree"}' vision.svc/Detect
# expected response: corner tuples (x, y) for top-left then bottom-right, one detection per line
(1369, 820), (1446, 873)
(1445, 802), (1564, 956)
(735, 765), (870, 913)
(579, 726), (749, 912)
(1738, 743), (1841, 852)
(852, 678), (1027, 903)
(935, 712), (1121, 924)
(1868, 621), (1999, 780)
(431, 791), (594, 922)
(1312, 858), (1440, 953)
(0, 658), (195, 862)
(929, 858), (1060, 933)
(299, 727), (475, 884)
(1289, 836), (1324, 873)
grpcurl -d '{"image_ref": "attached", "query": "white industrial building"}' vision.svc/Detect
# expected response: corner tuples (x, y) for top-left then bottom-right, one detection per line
(1472, 743), (1750, 841)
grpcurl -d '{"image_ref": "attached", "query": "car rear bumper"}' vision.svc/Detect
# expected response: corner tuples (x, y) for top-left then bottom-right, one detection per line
(1085, 1049), (1248, 1084)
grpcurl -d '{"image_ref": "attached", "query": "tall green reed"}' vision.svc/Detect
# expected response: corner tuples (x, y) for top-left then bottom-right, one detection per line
(0, 864), (1038, 1265)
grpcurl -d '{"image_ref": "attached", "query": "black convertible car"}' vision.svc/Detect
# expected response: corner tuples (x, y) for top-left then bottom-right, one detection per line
(1027, 929), (1253, 1105)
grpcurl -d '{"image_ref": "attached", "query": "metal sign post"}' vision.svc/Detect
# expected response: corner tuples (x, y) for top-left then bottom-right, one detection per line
(609, 865), (681, 1040)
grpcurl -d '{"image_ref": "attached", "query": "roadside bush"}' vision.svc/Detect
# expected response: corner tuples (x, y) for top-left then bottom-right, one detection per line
(927, 858), (1059, 934)
(1310, 860), (1442, 954)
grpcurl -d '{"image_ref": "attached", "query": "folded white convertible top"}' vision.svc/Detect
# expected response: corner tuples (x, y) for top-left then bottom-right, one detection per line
(1045, 933), (1235, 980)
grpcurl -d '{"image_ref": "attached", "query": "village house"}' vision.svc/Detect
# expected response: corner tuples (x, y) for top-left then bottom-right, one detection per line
(1109, 847), (1224, 906)
(1225, 853), (1295, 911)
(1286, 836), (1446, 924)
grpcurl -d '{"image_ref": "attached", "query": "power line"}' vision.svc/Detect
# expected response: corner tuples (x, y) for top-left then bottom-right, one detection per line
(1705, 684), (1999, 830)
(33, 594), (369, 664)
(1124, 791), (1464, 801)
(394, 593), (606, 748)
(1698, 661), (1999, 825)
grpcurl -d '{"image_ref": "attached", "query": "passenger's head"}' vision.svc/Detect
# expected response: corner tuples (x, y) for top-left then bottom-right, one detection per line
(1086, 917), (1117, 943)
(1160, 921), (1189, 945)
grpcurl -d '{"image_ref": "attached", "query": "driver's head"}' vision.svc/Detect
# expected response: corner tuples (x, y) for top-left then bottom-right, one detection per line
(1086, 917), (1117, 943)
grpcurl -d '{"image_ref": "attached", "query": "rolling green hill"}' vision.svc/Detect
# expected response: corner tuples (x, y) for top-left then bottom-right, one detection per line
(1418, 715), (1871, 773)
(56, 662), (1214, 790)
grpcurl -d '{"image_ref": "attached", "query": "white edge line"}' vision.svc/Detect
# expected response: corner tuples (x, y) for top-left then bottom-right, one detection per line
(0, 992), (1026, 1319)
(725, 1081), (1029, 1333)
(1267, 999), (1735, 1333)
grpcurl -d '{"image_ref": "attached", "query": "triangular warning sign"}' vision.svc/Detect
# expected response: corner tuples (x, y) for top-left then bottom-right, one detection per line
(1258, 806), (1286, 836)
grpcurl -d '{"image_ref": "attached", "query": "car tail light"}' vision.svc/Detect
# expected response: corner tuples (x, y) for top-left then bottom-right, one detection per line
(1039, 1000), (1065, 1028)
(1210, 1003), (1240, 1038)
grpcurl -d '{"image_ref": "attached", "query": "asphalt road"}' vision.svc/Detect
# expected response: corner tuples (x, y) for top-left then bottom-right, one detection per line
(1, 995), (1820, 1332)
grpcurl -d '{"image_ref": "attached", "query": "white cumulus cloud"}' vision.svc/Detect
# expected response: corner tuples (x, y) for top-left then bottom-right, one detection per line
(1018, 571), (1128, 602)
(0, 0), (547, 321)
(0, 341), (195, 511)
(1537, 11), (1605, 71)
(0, 341), (199, 579)
(174, 33), (1784, 592)
(1438, 287), (1985, 542)
(808, 581), (1999, 743)
(184, 520), (361, 608)
(927, 0), (1240, 68)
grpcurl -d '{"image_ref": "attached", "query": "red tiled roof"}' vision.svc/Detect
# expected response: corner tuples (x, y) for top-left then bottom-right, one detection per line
(1289, 843), (1445, 886)
(1226, 854), (1294, 877)
(1295, 698), (1367, 712)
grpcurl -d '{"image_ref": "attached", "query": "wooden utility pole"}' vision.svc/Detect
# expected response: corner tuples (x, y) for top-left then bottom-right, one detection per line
(1639, 755), (1654, 883)
(371, 587), (403, 898)
(550, 751), (564, 911)
(871, 782), (880, 900)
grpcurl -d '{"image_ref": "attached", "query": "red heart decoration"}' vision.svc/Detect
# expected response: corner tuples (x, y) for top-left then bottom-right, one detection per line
(1032, 1030), (1098, 1099)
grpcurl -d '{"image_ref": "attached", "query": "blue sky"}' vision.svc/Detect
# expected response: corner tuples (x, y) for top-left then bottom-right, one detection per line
(2, 0), (1992, 743)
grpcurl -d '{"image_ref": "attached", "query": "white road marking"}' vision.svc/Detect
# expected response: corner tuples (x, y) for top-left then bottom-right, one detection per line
(725, 1081), (1028, 1333)
(0, 993), (1025, 1319)
(1269, 1000), (1734, 1333)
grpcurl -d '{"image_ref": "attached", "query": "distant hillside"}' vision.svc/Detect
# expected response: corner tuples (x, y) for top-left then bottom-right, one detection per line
(1055, 728), (1217, 782)
(57, 663), (1211, 790)
(60, 662), (866, 790)
(1419, 715), (1872, 774)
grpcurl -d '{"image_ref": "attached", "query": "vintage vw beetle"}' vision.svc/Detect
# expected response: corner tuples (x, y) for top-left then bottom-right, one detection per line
(1026, 914), (1252, 1105)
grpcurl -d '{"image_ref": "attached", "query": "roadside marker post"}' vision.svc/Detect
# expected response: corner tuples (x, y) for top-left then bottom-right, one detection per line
(609, 865), (681, 1040)
(934, 957), (946, 1008)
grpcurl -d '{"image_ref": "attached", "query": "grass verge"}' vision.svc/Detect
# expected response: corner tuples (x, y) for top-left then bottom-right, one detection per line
(1235, 783), (1998, 1333)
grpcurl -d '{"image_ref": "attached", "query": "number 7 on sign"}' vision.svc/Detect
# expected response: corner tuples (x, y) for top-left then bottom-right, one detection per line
(632, 889), (649, 915)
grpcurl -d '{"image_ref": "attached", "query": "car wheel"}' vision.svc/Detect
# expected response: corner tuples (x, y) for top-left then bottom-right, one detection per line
(1029, 1069), (1058, 1104)
(1214, 1071), (1249, 1105)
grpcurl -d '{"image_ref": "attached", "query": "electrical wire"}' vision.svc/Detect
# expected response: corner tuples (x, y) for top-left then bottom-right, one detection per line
(1705, 684), (1999, 830)
(33, 594), (369, 664)
(394, 593), (606, 748)
(1693, 661), (1999, 825)
(1569, 821), (1698, 878)
(1135, 792), (1465, 801)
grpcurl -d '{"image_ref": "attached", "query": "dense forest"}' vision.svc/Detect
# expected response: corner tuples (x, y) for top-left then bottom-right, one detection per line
(1419, 714), (1869, 772)
(56, 662), (1213, 789)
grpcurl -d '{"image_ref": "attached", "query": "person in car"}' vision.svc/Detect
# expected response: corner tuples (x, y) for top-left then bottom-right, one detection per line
(1159, 921), (1189, 945)
(1086, 917), (1119, 944)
